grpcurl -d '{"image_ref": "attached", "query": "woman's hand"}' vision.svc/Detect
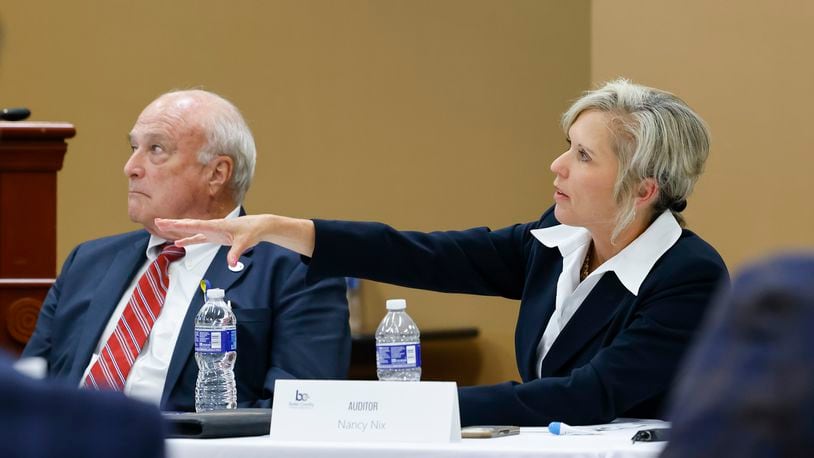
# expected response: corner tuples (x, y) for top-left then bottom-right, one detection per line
(155, 214), (315, 267)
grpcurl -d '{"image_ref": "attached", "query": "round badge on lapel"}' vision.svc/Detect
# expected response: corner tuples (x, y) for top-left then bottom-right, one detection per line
(228, 261), (244, 272)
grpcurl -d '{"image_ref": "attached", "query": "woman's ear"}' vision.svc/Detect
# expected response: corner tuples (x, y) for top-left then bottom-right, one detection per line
(208, 155), (234, 197)
(635, 177), (659, 209)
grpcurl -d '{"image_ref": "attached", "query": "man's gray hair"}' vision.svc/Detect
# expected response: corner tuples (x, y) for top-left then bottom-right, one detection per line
(561, 78), (710, 241)
(167, 89), (257, 204)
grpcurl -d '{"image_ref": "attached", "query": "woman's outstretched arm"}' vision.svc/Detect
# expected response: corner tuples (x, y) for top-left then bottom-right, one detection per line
(155, 214), (315, 267)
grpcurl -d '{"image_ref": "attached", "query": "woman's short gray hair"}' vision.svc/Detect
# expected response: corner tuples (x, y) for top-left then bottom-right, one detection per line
(561, 78), (710, 240)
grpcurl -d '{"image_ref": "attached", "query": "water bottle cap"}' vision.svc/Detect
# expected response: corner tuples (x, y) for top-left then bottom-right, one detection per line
(385, 299), (406, 310)
(207, 288), (225, 299)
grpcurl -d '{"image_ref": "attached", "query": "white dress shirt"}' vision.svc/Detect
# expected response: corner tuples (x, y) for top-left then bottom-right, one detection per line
(529, 210), (682, 378)
(81, 206), (240, 405)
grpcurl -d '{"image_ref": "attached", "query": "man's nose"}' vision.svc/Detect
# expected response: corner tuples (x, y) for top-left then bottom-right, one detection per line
(124, 150), (143, 178)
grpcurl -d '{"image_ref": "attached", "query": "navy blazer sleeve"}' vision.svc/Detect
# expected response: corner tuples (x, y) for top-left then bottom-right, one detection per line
(22, 244), (81, 360)
(306, 219), (534, 298)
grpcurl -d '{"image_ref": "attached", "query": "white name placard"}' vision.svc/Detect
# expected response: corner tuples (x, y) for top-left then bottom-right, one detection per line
(270, 379), (461, 443)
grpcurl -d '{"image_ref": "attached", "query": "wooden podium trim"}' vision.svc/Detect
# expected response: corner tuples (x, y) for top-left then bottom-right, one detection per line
(0, 122), (75, 171)
(0, 121), (76, 140)
(0, 279), (57, 287)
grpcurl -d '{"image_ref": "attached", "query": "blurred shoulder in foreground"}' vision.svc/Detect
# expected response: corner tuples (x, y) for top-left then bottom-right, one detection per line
(0, 356), (165, 458)
(663, 254), (814, 457)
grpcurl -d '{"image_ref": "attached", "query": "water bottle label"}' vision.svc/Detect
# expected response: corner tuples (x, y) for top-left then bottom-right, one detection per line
(194, 326), (237, 353)
(376, 342), (422, 369)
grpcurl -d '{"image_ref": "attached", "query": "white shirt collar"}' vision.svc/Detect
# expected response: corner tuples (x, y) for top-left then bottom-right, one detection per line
(530, 211), (682, 295)
(146, 206), (241, 270)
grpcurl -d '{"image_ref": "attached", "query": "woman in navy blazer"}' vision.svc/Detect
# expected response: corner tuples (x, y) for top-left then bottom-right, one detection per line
(156, 79), (728, 426)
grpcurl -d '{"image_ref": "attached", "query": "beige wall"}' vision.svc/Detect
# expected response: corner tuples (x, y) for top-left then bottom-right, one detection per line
(0, 1), (590, 384)
(592, 0), (814, 270)
(6, 0), (810, 386)
(6, 0), (810, 387)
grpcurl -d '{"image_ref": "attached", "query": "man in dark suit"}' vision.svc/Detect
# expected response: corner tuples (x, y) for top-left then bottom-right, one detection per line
(23, 89), (350, 411)
(662, 254), (814, 457)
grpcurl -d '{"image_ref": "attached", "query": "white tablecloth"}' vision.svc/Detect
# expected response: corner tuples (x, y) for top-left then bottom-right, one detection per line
(167, 422), (667, 458)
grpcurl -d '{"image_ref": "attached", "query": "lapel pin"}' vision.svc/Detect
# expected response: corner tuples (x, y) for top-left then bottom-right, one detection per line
(228, 261), (244, 272)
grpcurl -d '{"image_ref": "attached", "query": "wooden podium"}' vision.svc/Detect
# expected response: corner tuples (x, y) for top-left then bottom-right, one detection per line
(0, 121), (75, 354)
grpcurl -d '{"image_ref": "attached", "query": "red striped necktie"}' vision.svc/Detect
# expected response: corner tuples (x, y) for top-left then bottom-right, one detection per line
(85, 244), (186, 391)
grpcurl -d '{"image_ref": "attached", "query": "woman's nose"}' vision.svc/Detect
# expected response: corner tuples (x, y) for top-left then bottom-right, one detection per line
(550, 151), (568, 177)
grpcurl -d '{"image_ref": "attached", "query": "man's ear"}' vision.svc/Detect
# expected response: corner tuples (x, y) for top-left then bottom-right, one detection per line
(635, 177), (659, 209)
(208, 155), (234, 197)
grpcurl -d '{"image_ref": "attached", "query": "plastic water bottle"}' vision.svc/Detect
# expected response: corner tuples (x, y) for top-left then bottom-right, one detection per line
(375, 299), (421, 381)
(194, 288), (237, 411)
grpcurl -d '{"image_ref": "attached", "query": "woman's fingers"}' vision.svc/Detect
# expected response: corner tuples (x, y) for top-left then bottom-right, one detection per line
(173, 233), (210, 247)
(156, 218), (231, 244)
(155, 215), (281, 266)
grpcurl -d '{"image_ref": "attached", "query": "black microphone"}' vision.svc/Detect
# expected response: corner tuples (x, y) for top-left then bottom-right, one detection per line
(0, 107), (31, 121)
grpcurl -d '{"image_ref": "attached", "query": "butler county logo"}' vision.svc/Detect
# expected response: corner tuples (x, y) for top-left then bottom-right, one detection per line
(288, 389), (314, 409)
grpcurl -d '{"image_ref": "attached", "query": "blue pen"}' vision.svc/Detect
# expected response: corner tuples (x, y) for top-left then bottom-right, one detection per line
(548, 422), (598, 435)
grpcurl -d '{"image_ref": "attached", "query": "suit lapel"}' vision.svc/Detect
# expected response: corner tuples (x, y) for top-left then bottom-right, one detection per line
(160, 245), (254, 408)
(515, 257), (561, 381)
(539, 272), (630, 377)
(68, 235), (149, 385)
